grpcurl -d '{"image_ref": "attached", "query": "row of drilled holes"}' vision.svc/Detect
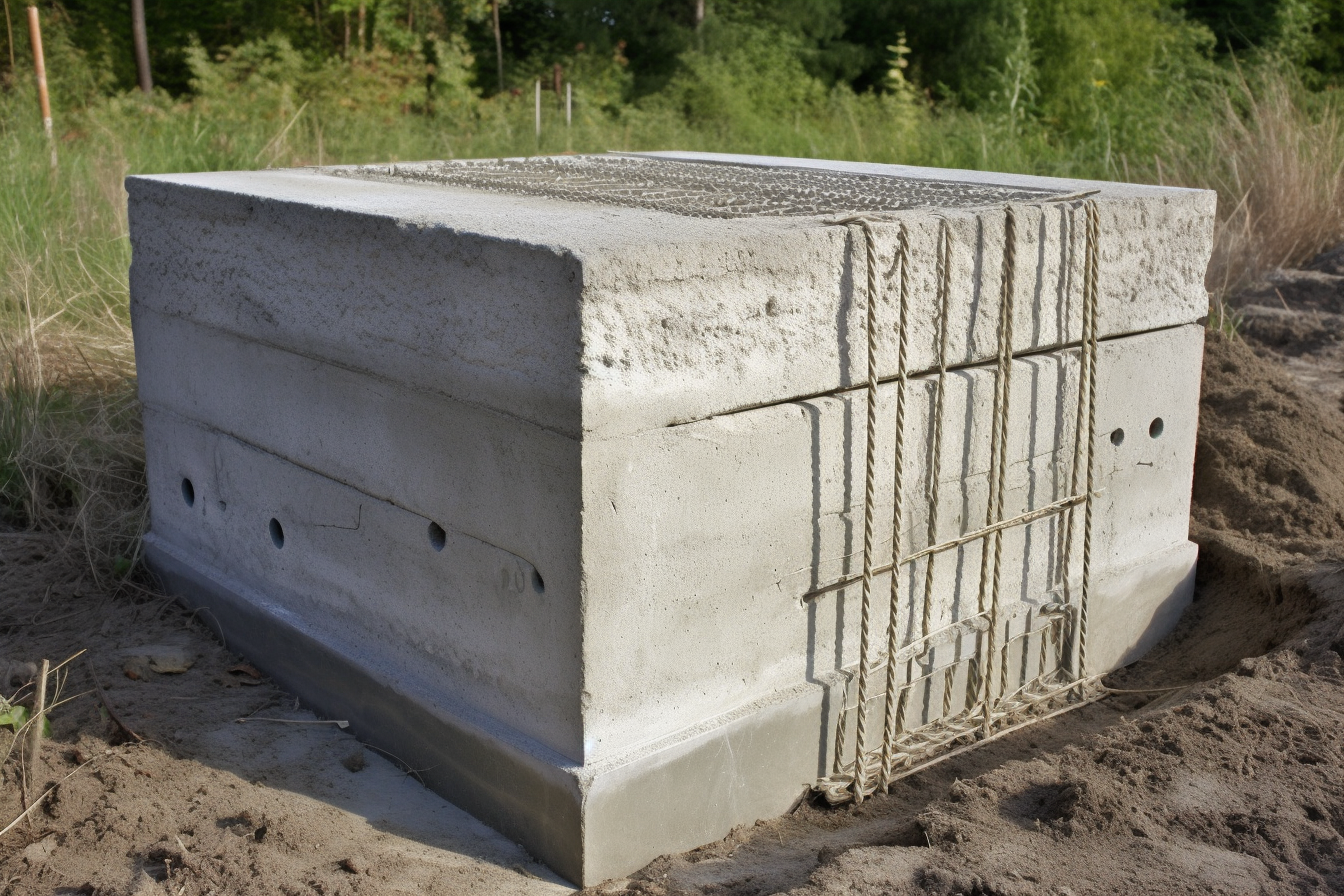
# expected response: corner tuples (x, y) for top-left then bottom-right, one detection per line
(171, 422), (1167, 586)
(178, 475), (544, 591)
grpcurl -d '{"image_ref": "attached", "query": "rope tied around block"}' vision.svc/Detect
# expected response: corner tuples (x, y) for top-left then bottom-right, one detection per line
(815, 200), (1103, 806)
(827, 214), (889, 803)
(1077, 199), (1102, 682)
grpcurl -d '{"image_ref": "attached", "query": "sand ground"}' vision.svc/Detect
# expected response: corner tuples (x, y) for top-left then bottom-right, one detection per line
(4, 260), (1344, 896)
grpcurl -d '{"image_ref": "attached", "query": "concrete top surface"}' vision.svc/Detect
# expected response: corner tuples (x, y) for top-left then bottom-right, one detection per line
(127, 152), (1215, 439)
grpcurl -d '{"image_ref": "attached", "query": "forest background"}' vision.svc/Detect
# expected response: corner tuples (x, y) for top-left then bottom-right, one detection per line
(2, 0), (1344, 579)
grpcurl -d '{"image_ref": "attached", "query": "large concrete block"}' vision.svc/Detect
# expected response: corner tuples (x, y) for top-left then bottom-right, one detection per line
(128, 153), (1213, 885)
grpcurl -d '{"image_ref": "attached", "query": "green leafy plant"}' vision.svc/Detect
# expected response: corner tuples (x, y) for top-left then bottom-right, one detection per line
(0, 700), (51, 737)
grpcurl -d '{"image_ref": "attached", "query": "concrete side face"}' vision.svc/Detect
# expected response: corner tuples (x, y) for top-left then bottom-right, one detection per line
(578, 198), (1214, 437)
(140, 407), (583, 759)
(142, 537), (588, 885)
(578, 539), (1196, 885)
(579, 325), (1204, 760)
(133, 311), (585, 760)
(126, 175), (586, 437)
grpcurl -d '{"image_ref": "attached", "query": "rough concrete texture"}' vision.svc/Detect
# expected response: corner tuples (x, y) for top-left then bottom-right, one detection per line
(127, 152), (1214, 886)
(128, 156), (1213, 439)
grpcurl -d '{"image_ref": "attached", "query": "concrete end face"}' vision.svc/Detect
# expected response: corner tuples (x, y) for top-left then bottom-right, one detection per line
(129, 152), (1214, 887)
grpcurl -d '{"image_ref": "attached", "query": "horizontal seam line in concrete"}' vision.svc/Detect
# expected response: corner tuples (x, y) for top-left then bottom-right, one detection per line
(135, 306), (584, 441)
(662, 320), (1200, 429)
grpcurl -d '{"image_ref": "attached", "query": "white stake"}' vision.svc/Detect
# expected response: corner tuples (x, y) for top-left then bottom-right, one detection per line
(566, 81), (572, 127)
(535, 79), (541, 144)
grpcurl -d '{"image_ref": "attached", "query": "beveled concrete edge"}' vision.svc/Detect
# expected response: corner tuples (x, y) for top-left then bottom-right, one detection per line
(142, 535), (588, 884)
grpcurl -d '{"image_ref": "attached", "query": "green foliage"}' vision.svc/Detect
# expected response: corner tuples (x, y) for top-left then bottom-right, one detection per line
(0, 701), (52, 737)
(0, 702), (28, 733)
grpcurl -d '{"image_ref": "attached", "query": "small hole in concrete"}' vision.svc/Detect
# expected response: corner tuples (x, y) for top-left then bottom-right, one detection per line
(1149, 417), (1164, 438)
(269, 518), (285, 549)
(428, 522), (446, 552)
(531, 569), (545, 594)
(1110, 428), (1125, 447)
(181, 478), (195, 507)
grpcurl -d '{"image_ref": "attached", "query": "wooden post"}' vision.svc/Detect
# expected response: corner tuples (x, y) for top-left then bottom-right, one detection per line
(491, 0), (503, 93)
(534, 78), (540, 145)
(4, 0), (15, 77)
(131, 0), (151, 94)
(26, 6), (50, 137)
(566, 81), (571, 127)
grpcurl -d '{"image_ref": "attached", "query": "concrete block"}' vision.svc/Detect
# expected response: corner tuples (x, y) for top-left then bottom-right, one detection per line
(128, 152), (1213, 885)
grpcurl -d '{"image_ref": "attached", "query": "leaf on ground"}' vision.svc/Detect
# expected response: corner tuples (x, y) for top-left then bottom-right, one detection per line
(226, 664), (263, 685)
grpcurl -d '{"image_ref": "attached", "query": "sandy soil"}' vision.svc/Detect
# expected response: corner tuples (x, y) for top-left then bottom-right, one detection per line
(4, 269), (1344, 895)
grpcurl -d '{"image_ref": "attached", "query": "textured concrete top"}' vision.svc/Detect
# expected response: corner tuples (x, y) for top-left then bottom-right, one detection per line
(127, 152), (1215, 439)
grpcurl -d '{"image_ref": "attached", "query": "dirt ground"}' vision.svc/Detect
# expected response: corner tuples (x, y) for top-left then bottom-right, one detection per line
(5, 262), (1344, 895)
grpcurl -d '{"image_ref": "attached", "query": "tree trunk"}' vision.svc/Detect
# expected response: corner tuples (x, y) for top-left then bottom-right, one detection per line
(343, 10), (349, 58)
(491, 0), (503, 93)
(694, 0), (704, 29)
(357, 2), (365, 56)
(131, 0), (152, 94)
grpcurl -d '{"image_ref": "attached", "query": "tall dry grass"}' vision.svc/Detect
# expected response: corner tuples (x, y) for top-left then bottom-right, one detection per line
(1162, 65), (1344, 300)
(0, 126), (144, 588)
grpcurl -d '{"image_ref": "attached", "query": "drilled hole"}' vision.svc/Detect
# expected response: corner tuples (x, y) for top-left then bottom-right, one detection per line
(428, 521), (446, 552)
(1110, 428), (1125, 447)
(1149, 417), (1164, 439)
(269, 518), (285, 549)
(180, 478), (195, 507)
(531, 569), (545, 594)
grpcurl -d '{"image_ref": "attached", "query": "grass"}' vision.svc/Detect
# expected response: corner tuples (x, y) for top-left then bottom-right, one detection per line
(1163, 64), (1344, 300)
(1, 61), (1342, 583)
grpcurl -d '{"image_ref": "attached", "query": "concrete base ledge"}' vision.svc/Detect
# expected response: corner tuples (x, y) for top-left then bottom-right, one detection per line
(143, 535), (587, 882)
(146, 534), (836, 885)
(145, 531), (1197, 886)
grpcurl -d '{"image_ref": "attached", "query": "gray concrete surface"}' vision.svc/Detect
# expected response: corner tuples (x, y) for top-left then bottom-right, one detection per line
(128, 152), (1214, 885)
